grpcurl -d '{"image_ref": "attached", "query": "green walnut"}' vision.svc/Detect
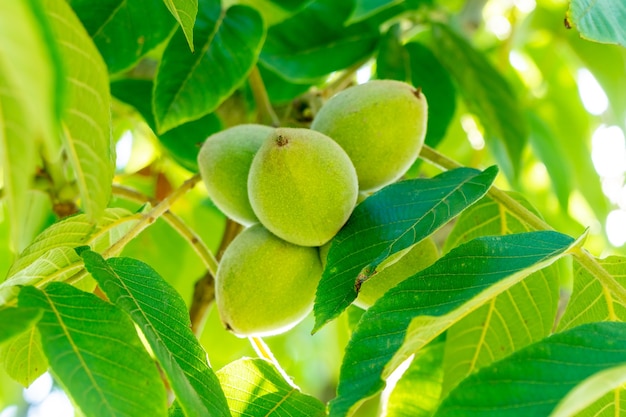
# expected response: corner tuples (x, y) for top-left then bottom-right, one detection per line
(198, 124), (274, 225)
(248, 127), (358, 247)
(311, 79), (428, 191)
(216, 224), (323, 337)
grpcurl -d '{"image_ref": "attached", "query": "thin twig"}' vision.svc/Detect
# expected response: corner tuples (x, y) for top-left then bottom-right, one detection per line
(112, 184), (218, 274)
(248, 66), (280, 127)
(102, 174), (202, 259)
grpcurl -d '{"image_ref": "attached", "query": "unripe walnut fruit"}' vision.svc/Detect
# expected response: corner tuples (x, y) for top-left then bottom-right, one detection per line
(198, 124), (274, 225)
(216, 224), (322, 337)
(311, 79), (428, 191)
(248, 127), (359, 247)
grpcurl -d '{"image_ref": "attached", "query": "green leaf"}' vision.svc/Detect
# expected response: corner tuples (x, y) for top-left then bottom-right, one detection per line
(0, 327), (48, 387)
(259, 63), (316, 104)
(153, 1), (265, 132)
(330, 231), (575, 417)
(111, 79), (221, 172)
(45, 0), (114, 221)
(313, 166), (498, 332)
(527, 113), (574, 210)
(217, 358), (326, 417)
(405, 42), (456, 148)
(551, 363), (626, 417)
(567, 0), (626, 46)
(69, 0), (176, 74)
(376, 24), (410, 84)
(441, 193), (562, 394)
(432, 23), (527, 181)
(347, 0), (403, 24)
(0, 0), (60, 156)
(259, 0), (379, 83)
(18, 283), (168, 417)
(434, 322), (626, 417)
(557, 256), (626, 331)
(162, 0), (198, 50)
(0, 208), (140, 304)
(384, 339), (444, 417)
(0, 307), (41, 345)
(81, 250), (230, 417)
(0, 65), (37, 253)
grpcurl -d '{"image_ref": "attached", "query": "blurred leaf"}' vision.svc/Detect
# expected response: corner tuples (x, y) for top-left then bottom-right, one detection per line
(551, 363), (626, 417)
(0, 208), (140, 304)
(0, 66), (37, 253)
(376, 24), (410, 84)
(69, 0), (176, 73)
(376, 23), (411, 82)
(0, 327), (47, 387)
(154, 1), (265, 132)
(0, 307), (41, 345)
(82, 251), (230, 417)
(330, 231), (575, 417)
(260, 0), (379, 83)
(347, 0), (403, 24)
(112, 79), (221, 172)
(384, 340), (444, 417)
(432, 23), (527, 181)
(0, 0), (60, 156)
(567, 0), (626, 46)
(441, 193), (561, 394)
(524, 30), (607, 222)
(45, 0), (114, 221)
(19, 283), (168, 417)
(314, 166), (498, 332)
(406, 42), (456, 148)
(557, 256), (626, 331)
(162, 0), (198, 50)
(259, 63), (316, 104)
(434, 322), (626, 417)
(527, 113), (573, 210)
(217, 358), (326, 417)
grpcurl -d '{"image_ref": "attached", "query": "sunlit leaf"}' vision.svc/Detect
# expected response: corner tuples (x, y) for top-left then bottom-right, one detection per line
(162, 0), (198, 50)
(314, 166), (498, 332)
(558, 256), (626, 331)
(82, 250), (230, 417)
(19, 283), (168, 417)
(0, 327), (47, 387)
(69, 0), (176, 73)
(0, 208), (141, 304)
(154, 1), (265, 132)
(260, 0), (379, 83)
(330, 231), (575, 417)
(0, 307), (41, 345)
(435, 322), (626, 417)
(384, 339), (444, 417)
(45, 0), (114, 221)
(567, 0), (626, 46)
(0, 0), (60, 156)
(441, 194), (561, 393)
(0, 65), (37, 253)
(432, 23), (527, 181)
(217, 358), (325, 417)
